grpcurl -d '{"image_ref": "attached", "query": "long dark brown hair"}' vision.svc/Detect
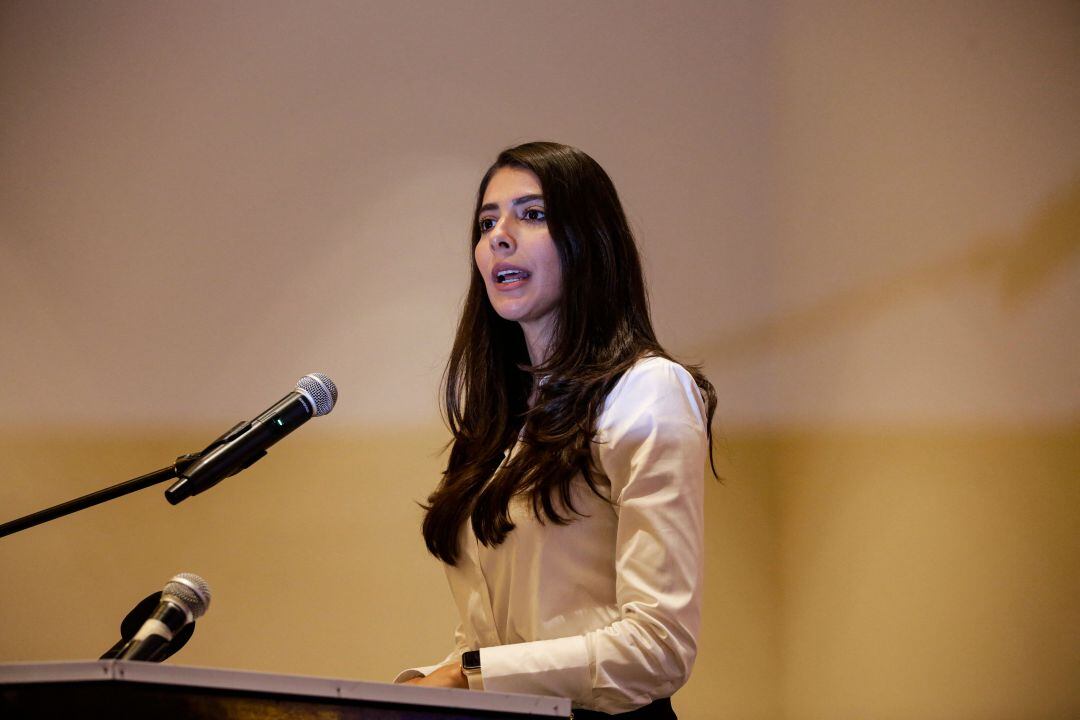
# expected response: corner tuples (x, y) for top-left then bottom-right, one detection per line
(422, 142), (716, 565)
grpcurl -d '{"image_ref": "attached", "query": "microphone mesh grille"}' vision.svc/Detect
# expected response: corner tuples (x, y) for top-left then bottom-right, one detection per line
(297, 373), (338, 416)
(164, 573), (212, 619)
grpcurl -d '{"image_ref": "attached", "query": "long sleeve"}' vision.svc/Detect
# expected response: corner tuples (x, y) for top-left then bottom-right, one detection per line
(476, 358), (707, 711)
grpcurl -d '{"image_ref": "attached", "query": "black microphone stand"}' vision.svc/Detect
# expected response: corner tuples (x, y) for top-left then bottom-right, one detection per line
(0, 418), (260, 538)
(0, 454), (200, 538)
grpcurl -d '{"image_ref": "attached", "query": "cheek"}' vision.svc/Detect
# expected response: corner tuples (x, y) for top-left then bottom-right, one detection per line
(540, 244), (563, 294)
(473, 242), (488, 273)
(474, 243), (497, 298)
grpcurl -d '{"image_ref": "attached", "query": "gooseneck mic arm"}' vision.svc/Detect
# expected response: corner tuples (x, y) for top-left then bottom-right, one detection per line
(0, 373), (337, 538)
(0, 461), (192, 538)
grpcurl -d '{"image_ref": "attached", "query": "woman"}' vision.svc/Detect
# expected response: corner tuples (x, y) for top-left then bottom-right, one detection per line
(397, 142), (716, 718)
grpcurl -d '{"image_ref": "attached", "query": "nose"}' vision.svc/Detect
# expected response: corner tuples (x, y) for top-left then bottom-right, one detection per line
(489, 216), (515, 253)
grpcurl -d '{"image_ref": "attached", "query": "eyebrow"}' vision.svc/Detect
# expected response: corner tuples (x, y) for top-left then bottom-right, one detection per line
(478, 194), (545, 215)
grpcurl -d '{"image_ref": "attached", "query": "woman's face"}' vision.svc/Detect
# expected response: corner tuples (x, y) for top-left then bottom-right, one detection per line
(474, 166), (563, 357)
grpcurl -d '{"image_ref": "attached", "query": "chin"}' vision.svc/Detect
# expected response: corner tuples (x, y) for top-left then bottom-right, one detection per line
(493, 309), (529, 324)
(489, 299), (527, 323)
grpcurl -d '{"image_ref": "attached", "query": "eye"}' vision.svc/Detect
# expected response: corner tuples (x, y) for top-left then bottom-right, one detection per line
(522, 207), (546, 223)
(478, 217), (497, 233)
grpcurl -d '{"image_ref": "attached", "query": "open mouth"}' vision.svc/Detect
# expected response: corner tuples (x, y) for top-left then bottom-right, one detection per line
(495, 269), (531, 284)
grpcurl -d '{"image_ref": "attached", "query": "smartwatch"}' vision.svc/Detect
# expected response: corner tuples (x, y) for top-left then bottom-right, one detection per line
(461, 650), (483, 690)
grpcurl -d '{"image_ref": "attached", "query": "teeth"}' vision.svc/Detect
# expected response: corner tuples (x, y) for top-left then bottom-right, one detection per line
(496, 269), (529, 283)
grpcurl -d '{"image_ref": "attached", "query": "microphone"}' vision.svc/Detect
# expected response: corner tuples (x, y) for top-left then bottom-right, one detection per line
(165, 373), (338, 505)
(100, 591), (197, 661)
(116, 573), (211, 662)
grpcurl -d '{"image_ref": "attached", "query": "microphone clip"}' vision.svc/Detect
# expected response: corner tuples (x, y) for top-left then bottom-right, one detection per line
(166, 421), (268, 505)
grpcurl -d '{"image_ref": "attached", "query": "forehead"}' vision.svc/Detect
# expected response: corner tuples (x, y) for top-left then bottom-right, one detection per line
(481, 166), (543, 205)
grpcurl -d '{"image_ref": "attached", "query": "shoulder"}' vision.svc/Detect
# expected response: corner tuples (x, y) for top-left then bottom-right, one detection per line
(600, 356), (707, 430)
(592, 356), (710, 498)
(606, 355), (703, 407)
(617, 355), (696, 387)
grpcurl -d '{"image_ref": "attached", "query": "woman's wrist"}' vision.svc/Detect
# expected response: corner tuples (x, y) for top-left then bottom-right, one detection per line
(461, 650), (484, 690)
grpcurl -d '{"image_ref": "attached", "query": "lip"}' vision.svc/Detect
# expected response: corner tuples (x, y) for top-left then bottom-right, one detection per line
(491, 262), (532, 290)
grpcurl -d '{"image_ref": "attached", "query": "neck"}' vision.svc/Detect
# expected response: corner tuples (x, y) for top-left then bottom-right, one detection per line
(520, 319), (554, 367)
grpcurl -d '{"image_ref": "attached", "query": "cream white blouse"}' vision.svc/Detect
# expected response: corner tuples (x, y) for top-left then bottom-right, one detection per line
(396, 356), (707, 713)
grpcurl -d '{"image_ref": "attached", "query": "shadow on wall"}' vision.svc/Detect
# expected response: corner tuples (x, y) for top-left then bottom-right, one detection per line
(997, 173), (1080, 307)
(697, 173), (1080, 368)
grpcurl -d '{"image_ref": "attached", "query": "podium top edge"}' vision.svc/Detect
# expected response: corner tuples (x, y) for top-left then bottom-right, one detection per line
(0, 660), (570, 717)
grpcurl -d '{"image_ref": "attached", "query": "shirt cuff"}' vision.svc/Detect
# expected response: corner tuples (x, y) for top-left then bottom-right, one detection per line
(479, 635), (590, 699)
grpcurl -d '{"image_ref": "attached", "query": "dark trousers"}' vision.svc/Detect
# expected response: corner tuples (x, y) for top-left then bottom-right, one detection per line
(571, 698), (676, 719)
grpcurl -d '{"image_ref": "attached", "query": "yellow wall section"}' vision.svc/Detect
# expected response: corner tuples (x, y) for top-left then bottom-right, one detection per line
(2, 427), (1076, 718)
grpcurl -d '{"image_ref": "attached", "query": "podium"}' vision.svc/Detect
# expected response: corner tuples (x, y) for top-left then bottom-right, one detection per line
(0, 661), (570, 719)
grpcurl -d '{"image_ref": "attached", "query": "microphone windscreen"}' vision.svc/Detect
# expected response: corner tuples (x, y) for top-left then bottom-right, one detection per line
(297, 373), (338, 416)
(164, 573), (212, 619)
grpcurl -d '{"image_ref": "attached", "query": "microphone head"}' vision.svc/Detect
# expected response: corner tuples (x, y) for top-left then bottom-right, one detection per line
(296, 373), (338, 417)
(163, 573), (212, 620)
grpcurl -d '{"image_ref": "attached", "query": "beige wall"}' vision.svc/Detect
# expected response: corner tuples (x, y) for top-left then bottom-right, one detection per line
(774, 429), (1079, 720)
(1, 2), (1077, 718)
